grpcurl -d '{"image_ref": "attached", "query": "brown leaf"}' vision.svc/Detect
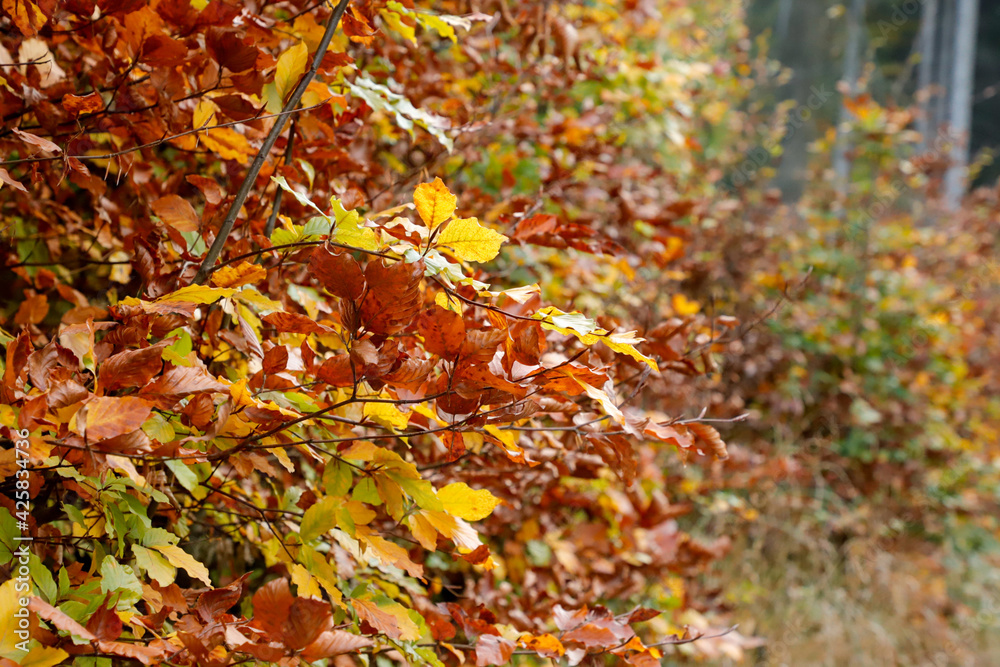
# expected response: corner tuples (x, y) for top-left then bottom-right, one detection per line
(206, 27), (259, 72)
(686, 422), (729, 460)
(352, 598), (404, 640)
(358, 259), (423, 335)
(383, 357), (435, 387)
(251, 578), (295, 639)
(151, 194), (199, 232)
(284, 598), (331, 650)
(475, 635), (515, 666)
(588, 433), (637, 486)
(13, 128), (60, 153)
(262, 346), (289, 374)
(417, 307), (465, 358)
(83, 396), (152, 441)
(140, 365), (227, 398)
(29, 596), (96, 641)
(300, 630), (373, 661)
(14, 292), (49, 325)
(626, 607), (663, 624)
(317, 354), (355, 387)
(62, 92), (104, 116)
(309, 247), (367, 300)
(0, 167), (28, 193)
(186, 175), (224, 205)
(98, 343), (166, 392)
(459, 544), (491, 565)
(95, 640), (165, 666)
(86, 597), (124, 641)
(197, 573), (250, 623)
(263, 311), (332, 334)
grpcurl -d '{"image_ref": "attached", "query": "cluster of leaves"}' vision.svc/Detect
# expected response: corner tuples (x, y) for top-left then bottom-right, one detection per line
(0, 0), (773, 665)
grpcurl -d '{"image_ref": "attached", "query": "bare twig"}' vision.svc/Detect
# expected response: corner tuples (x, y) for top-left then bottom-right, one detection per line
(192, 0), (352, 285)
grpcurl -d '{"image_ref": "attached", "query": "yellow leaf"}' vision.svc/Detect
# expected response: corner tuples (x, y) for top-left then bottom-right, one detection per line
(413, 177), (456, 229)
(158, 285), (236, 304)
(150, 545), (212, 586)
(0, 579), (20, 656)
(2, 0), (46, 36)
(408, 513), (439, 550)
(193, 100), (254, 165)
(671, 294), (700, 315)
(275, 41), (309, 102)
(229, 378), (255, 408)
(290, 563), (322, 599)
(435, 216), (507, 263)
(364, 402), (410, 430)
(435, 291), (462, 314)
(20, 646), (70, 667)
(438, 482), (501, 521)
(211, 262), (268, 288)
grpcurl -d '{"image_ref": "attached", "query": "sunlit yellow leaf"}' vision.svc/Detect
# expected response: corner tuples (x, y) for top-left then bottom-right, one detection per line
(414, 178), (456, 229)
(158, 285), (236, 304)
(438, 482), (502, 521)
(20, 646), (69, 667)
(435, 216), (507, 262)
(275, 41), (309, 102)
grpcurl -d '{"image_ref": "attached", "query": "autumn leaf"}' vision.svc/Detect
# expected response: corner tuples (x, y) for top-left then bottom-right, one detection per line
(211, 261), (268, 288)
(150, 545), (212, 586)
(62, 92), (103, 116)
(435, 217), (508, 263)
(151, 194), (199, 232)
(83, 396), (152, 441)
(414, 177), (457, 229)
(275, 41), (310, 102)
(476, 635), (515, 666)
(352, 598), (421, 641)
(438, 482), (502, 521)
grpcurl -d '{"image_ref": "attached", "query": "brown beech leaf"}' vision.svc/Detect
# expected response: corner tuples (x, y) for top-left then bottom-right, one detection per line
(626, 607), (663, 624)
(205, 27), (259, 72)
(83, 396), (152, 441)
(358, 259), (423, 335)
(383, 357), (435, 387)
(686, 422), (729, 460)
(417, 306), (465, 358)
(140, 365), (227, 397)
(13, 128), (60, 153)
(309, 247), (367, 300)
(197, 573), (250, 623)
(263, 311), (332, 334)
(262, 345), (289, 374)
(475, 635), (515, 666)
(29, 596), (96, 641)
(0, 167), (27, 193)
(186, 175), (224, 205)
(352, 599), (405, 640)
(95, 640), (165, 666)
(251, 578), (295, 638)
(86, 597), (124, 641)
(284, 598), (332, 650)
(317, 354), (355, 387)
(300, 630), (373, 661)
(152, 194), (199, 232)
(62, 92), (104, 116)
(459, 544), (491, 565)
(98, 343), (166, 392)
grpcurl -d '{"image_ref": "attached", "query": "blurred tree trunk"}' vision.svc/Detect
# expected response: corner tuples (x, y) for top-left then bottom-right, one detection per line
(944, 0), (980, 210)
(916, 0), (938, 152)
(833, 0), (866, 198)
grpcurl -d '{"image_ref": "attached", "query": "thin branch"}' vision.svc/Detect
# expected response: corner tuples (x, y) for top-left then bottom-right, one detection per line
(192, 0), (352, 285)
(263, 119), (297, 238)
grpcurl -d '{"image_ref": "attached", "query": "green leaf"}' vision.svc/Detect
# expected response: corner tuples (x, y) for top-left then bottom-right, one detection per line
(29, 554), (58, 603)
(300, 497), (340, 542)
(132, 545), (176, 587)
(99, 558), (143, 608)
(323, 459), (353, 497)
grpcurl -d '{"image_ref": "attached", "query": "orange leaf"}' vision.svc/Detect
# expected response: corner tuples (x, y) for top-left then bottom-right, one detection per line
(83, 396), (152, 441)
(62, 92), (104, 116)
(686, 422), (729, 460)
(151, 194), (200, 232)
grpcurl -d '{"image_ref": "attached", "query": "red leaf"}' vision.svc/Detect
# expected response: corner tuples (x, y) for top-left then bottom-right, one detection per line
(358, 259), (423, 335)
(197, 573), (250, 623)
(262, 346), (289, 374)
(284, 598), (331, 650)
(86, 597), (124, 641)
(309, 247), (367, 300)
(140, 365), (228, 398)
